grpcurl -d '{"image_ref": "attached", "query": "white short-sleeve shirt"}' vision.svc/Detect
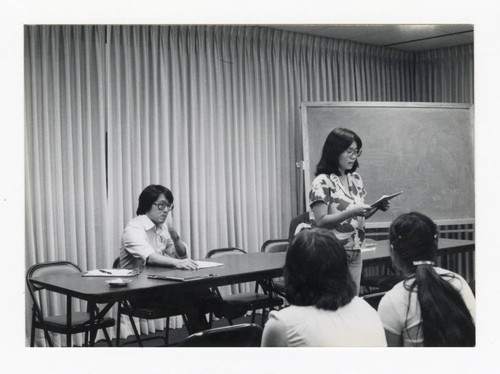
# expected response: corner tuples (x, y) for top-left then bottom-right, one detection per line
(378, 267), (476, 346)
(262, 297), (387, 347)
(119, 215), (177, 269)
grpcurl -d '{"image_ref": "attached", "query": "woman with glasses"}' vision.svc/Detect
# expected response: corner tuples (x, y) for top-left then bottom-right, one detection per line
(309, 128), (389, 295)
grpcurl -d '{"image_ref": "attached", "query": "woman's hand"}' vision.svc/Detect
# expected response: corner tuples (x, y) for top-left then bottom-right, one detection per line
(349, 203), (373, 217)
(379, 200), (390, 212)
(174, 258), (199, 270)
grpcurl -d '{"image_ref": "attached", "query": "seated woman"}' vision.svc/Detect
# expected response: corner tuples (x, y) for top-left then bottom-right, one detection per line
(378, 212), (475, 347)
(261, 228), (386, 347)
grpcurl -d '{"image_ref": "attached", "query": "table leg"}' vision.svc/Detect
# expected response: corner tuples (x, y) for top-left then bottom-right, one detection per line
(66, 296), (72, 347)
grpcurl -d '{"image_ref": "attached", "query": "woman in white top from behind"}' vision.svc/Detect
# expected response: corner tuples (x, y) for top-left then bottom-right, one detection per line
(378, 211), (475, 347)
(261, 228), (386, 347)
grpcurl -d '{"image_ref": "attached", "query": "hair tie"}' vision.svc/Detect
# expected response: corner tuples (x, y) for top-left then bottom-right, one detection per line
(413, 260), (434, 266)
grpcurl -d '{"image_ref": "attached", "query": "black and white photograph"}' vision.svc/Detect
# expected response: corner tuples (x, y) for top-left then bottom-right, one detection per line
(2, 0), (500, 373)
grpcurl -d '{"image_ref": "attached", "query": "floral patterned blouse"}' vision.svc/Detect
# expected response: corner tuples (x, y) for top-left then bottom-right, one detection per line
(308, 173), (367, 250)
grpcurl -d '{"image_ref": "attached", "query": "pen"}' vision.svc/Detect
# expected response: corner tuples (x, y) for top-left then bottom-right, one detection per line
(99, 269), (112, 274)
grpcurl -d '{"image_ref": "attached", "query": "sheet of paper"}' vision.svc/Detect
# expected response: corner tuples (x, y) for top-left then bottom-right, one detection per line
(194, 260), (224, 269)
(83, 269), (136, 277)
(370, 191), (403, 208)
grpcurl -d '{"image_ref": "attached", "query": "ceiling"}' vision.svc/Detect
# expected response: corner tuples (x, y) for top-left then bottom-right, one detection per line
(267, 24), (473, 51)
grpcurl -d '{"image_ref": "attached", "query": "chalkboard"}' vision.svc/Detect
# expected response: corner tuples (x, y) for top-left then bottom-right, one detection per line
(301, 102), (474, 225)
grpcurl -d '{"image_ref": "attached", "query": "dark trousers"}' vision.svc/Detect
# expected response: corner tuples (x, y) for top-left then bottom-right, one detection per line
(130, 289), (214, 335)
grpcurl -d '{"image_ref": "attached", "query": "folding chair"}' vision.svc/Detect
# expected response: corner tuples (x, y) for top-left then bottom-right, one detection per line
(177, 323), (263, 347)
(260, 239), (288, 298)
(27, 261), (114, 347)
(205, 248), (283, 326)
(113, 257), (188, 347)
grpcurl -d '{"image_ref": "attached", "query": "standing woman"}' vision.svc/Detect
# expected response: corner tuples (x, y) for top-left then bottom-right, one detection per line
(309, 128), (388, 295)
(378, 212), (475, 347)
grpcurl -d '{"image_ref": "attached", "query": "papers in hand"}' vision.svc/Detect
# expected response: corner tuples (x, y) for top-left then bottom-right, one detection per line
(370, 191), (403, 208)
(83, 269), (137, 277)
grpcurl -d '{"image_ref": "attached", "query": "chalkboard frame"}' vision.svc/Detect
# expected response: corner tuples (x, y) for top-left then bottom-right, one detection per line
(300, 101), (474, 228)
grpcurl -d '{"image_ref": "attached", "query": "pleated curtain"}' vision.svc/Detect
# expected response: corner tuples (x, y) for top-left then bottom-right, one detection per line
(24, 24), (472, 345)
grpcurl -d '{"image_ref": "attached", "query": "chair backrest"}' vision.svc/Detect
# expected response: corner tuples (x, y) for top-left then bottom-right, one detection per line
(27, 261), (81, 292)
(177, 323), (263, 347)
(205, 247), (246, 259)
(288, 212), (311, 242)
(260, 239), (289, 253)
(26, 261), (82, 320)
(112, 256), (121, 269)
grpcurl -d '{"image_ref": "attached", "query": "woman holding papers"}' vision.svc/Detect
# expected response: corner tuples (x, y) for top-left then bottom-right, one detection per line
(309, 128), (389, 295)
(261, 228), (386, 347)
(378, 212), (475, 346)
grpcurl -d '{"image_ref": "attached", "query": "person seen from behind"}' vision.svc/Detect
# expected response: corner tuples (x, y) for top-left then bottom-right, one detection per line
(261, 228), (387, 347)
(377, 211), (475, 347)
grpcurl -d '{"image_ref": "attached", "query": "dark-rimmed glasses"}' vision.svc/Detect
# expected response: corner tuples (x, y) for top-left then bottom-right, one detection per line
(153, 202), (174, 211)
(344, 148), (362, 158)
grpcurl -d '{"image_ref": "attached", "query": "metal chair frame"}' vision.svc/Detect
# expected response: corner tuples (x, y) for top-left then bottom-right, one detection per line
(176, 323), (263, 347)
(260, 239), (288, 298)
(26, 261), (114, 347)
(205, 248), (283, 327)
(113, 256), (187, 347)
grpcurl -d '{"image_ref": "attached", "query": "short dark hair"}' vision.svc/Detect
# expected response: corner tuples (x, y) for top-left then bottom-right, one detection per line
(136, 184), (173, 215)
(315, 127), (362, 176)
(285, 228), (356, 311)
(390, 212), (475, 346)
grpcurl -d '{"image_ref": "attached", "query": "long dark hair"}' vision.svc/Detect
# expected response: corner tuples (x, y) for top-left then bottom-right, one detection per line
(136, 185), (173, 215)
(315, 127), (362, 176)
(389, 212), (475, 347)
(285, 228), (356, 310)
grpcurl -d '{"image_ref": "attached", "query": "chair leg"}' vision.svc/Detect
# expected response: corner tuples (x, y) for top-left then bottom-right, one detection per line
(102, 327), (113, 347)
(250, 309), (256, 324)
(115, 308), (122, 347)
(128, 315), (144, 347)
(261, 308), (268, 327)
(208, 313), (213, 328)
(30, 312), (36, 347)
(43, 328), (54, 347)
(164, 317), (170, 346)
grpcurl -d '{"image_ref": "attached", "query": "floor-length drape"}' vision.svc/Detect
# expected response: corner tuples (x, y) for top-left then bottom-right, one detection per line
(25, 25), (473, 345)
(25, 25), (108, 346)
(105, 25), (416, 335)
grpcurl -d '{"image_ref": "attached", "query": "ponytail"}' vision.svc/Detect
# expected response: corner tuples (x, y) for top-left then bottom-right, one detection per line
(391, 212), (475, 347)
(410, 264), (475, 347)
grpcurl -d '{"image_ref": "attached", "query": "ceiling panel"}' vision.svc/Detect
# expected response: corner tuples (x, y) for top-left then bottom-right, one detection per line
(267, 24), (473, 51)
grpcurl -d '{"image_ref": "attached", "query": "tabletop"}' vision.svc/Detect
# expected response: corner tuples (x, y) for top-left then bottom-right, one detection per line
(361, 237), (475, 263)
(31, 251), (287, 304)
(31, 238), (474, 303)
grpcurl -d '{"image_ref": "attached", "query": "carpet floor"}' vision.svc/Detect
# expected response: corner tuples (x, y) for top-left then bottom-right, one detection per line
(94, 315), (256, 347)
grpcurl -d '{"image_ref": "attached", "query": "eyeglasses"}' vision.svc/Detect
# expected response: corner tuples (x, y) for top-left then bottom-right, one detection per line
(344, 148), (362, 158)
(153, 202), (174, 211)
